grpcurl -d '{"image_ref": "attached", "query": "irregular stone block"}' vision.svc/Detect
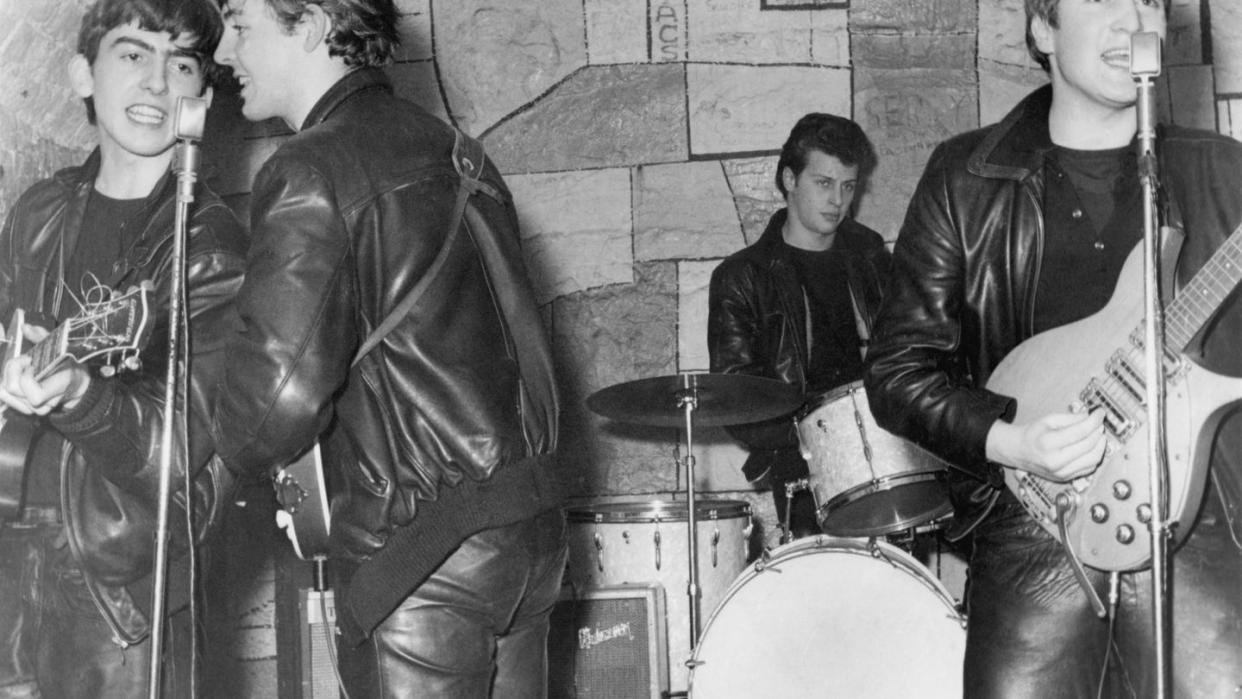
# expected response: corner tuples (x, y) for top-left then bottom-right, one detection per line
(722, 157), (783, 245)
(483, 64), (687, 173)
(855, 68), (977, 149)
(856, 68), (978, 238)
(850, 0), (976, 34)
(978, 0), (1029, 68)
(1218, 99), (1242, 141)
(678, 259), (717, 372)
(506, 169), (634, 304)
(865, 143), (937, 244)
(633, 161), (742, 262)
(1212, 0), (1242, 93)
(687, 0), (848, 66)
(687, 64), (850, 156)
(978, 59), (1047, 127)
(853, 33), (975, 72)
(651, 0), (686, 62)
(435, 0), (586, 136)
(553, 262), (680, 495)
(585, 0), (647, 64)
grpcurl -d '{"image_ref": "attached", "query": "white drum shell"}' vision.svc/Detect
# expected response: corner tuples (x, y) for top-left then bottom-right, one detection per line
(565, 500), (752, 695)
(798, 381), (952, 536)
(689, 536), (965, 698)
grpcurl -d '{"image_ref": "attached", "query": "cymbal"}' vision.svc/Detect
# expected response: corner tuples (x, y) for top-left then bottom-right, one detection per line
(586, 372), (803, 428)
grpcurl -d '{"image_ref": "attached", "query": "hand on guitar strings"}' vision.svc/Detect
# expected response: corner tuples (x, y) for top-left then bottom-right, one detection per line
(985, 405), (1107, 483)
(0, 325), (92, 417)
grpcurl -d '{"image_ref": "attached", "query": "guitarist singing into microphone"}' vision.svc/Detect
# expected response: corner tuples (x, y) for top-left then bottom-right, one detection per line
(0, 1), (245, 696)
(865, 0), (1242, 696)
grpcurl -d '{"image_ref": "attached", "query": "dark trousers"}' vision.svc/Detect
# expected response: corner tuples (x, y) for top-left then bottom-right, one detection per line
(336, 508), (568, 698)
(0, 519), (194, 699)
(963, 494), (1242, 698)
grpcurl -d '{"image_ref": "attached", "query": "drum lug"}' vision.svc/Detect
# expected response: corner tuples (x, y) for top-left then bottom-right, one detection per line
(593, 532), (604, 573)
(653, 527), (662, 570)
(711, 527), (720, 567)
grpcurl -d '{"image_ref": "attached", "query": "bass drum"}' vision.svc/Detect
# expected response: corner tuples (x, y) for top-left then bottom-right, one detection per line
(688, 536), (965, 698)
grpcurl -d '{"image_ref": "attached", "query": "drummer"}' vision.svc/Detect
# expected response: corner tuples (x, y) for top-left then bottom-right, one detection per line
(707, 113), (891, 539)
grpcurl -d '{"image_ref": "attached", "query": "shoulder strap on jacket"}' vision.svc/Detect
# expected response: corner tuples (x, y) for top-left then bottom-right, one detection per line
(351, 128), (485, 367)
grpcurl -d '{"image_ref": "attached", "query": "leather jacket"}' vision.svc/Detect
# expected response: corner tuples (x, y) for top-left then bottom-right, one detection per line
(212, 69), (560, 565)
(864, 85), (1242, 545)
(708, 208), (890, 482)
(0, 149), (247, 644)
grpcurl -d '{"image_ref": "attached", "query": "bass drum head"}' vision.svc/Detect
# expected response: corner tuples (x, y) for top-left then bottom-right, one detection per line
(688, 537), (965, 698)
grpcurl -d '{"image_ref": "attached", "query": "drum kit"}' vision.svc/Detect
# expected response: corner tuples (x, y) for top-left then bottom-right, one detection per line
(571, 372), (967, 698)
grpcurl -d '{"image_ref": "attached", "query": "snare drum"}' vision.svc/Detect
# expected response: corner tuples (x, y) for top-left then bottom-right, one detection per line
(798, 381), (952, 536)
(688, 536), (966, 698)
(565, 500), (752, 694)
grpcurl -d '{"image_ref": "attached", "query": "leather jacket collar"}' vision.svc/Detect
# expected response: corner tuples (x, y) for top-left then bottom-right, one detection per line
(301, 68), (393, 132)
(968, 85), (1056, 182)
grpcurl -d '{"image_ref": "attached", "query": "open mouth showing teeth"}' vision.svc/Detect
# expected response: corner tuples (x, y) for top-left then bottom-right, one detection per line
(1102, 51), (1130, 68)
(127, 105), (166, 124)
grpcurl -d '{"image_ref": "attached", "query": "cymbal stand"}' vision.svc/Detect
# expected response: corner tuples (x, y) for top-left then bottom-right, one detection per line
(675, 372), (703, 648)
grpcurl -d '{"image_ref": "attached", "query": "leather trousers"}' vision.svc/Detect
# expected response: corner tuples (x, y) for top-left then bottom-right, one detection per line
(336, 508), (568, 698)
(963, 491), (1242, 698)
(0, 519), (194, 699)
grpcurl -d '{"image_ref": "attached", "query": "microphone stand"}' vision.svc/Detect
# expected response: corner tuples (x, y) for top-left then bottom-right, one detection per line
(1131, 31), (1172, 698)
(148, 96), (207, 699)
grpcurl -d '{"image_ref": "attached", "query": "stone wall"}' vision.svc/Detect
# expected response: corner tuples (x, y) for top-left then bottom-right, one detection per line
(3, 0), (1242, 592)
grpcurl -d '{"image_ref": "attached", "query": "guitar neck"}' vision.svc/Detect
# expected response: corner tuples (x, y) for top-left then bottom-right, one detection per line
(28, 326), (68, 380)
(1164, 222), (1242, 351)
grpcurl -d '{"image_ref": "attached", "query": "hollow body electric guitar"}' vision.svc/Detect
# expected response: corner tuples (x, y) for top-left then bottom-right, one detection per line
(273, 443), (330, 560)
(0, 283), (154, 519)
(986, 225), (1242, 572)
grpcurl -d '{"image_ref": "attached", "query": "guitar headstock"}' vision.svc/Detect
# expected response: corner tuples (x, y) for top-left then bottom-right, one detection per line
(47, 282), (154, 374)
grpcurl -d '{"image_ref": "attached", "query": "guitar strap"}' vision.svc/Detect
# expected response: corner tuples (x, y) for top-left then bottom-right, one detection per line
(351, 129), (500, 367)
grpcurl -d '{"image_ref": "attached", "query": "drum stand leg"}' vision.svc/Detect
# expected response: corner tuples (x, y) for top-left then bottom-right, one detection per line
(782, 478), (810, 545)
(675, 374), (703, 649)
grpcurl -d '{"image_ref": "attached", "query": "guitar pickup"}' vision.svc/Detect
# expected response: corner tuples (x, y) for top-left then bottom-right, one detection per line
(1105, 352), (1145, 405)
(1080, 380), (1137, 442)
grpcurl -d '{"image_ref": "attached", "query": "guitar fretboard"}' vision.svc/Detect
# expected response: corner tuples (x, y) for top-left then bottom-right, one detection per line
(1165, 222), (1242, 351)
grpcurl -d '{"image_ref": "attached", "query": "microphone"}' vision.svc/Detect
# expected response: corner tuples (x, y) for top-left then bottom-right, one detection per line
(1130, 32), (1161, 159)
(172, 96), (206, 203)
(174, 96), (207, 142)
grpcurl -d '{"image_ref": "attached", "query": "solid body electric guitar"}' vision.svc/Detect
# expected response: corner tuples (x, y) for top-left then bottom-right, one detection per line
(0, 283), (154, 518)
(986, 226), (1242, 572)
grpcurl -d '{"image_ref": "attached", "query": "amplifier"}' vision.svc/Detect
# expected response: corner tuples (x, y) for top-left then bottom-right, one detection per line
(297, 588), (341, 699)
(548, 584), (669, 699)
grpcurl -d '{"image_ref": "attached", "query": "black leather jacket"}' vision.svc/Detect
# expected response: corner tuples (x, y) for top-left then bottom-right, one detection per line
(865, 86), (1242, 545)
(212, 69), (560, 565)
(708, 209), (890, 482)
(0, 150), (247, 644)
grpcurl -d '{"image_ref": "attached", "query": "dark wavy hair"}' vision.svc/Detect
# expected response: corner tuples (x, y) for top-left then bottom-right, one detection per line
(247, 0), (400, 68)
(775, 113), (877, 202)
(77, 0), (223, 124)
(1025, 0), (1170, 73)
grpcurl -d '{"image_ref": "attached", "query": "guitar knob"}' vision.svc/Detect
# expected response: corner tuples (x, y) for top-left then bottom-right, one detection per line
(1136, 503), (1152, 524)
(1112, 480), (1132, 500)
(1115, 524), (1135, 545)
(1090, 504), (1109, 523)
